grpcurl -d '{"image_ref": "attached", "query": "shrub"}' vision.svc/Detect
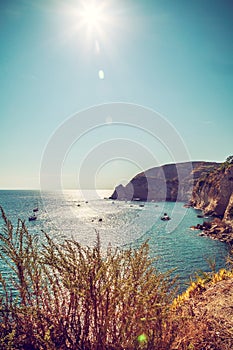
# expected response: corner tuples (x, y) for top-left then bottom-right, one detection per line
(1, 206), (232, 350)
(0, 206), (177, 350)
(219, 155), (233, 172)
(226, 155), (233, 165)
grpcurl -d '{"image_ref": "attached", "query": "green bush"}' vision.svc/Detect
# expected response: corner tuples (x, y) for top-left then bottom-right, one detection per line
(226, 155), (233, 165)
(0, 206), (177, 350)
(219, 155), (233, 172)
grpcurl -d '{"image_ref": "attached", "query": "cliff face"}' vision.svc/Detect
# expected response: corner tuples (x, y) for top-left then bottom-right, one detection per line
(110, 161), (219, 202)
(191, 165), (233, 218)
(224, 193), (233, 223)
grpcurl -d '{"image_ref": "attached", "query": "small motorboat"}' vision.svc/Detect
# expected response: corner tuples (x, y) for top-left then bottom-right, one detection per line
(29, 208), (38, 221)
(161, 213), (171, 221)
(29, 214), (37, 221)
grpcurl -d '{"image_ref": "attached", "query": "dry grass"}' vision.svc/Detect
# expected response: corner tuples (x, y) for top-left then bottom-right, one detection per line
(0, 206), (232, 350)
(0, 206), (177, 350)
(171, 269), (233, 349)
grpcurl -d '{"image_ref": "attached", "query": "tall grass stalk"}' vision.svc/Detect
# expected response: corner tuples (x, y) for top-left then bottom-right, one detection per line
(0, 206), (177, 349)
(1, 207), (231, 349)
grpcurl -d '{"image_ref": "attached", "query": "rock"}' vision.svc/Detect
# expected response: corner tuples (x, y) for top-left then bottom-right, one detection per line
(198, 232), (206, 236)
(110, 184), (134, 201)
(191, 165), (233, 218)
(184, 203), (192, 208)
(190, 164), (233, 242)
(109, 160), (233, 243)
(224, 193), (233, 223)
(109, 161), (219, 202)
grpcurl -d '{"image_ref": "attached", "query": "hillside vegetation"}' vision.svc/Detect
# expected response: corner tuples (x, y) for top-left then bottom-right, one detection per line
(0, 207), (233, 350)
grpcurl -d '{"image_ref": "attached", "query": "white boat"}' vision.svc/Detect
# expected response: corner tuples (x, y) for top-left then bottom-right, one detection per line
(29, 213), (37, 221)
(29, 208), (38, 221)
(161, 213), (171, 221)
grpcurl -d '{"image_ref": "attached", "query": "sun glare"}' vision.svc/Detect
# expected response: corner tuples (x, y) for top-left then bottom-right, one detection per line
(82, 4), (101, 27)
(79, 1), (107, 33)
(61, 0), (122, 57)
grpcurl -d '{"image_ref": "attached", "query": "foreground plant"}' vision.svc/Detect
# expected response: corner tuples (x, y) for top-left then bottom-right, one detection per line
(0, 207), (177, 350)
(1, 206), (232, 350)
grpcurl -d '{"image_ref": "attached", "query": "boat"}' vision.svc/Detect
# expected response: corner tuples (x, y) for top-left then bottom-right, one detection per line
(29, 207), (38, 221)
(161, 216), (171, 221)
(28, 214), (37, 221)
(161, 213), (171, 221)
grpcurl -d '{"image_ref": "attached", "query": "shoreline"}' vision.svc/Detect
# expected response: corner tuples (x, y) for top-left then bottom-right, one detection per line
(191, 219), (233, 246)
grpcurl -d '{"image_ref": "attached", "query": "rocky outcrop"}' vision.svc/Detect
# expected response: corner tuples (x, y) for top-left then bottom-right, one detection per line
(110, 161), (220, 202)
(173, 277), (233, 349)
(190, 164), (233, 242)
(110, 160), (233, 243)
(224, 193), (233, 223)
(191, 219), (233, 245)
(191, 165), (233, 218)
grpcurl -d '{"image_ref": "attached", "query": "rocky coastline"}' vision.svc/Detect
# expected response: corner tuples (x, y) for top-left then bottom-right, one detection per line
(190, 161), (233, 244)
(110, 159), (233, 244)
(191, 219), (233, 245)
(109, 161), (220, 202)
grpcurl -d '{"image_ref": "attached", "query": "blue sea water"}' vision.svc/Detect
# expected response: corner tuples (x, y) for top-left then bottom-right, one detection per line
(0, 190), (229, 292)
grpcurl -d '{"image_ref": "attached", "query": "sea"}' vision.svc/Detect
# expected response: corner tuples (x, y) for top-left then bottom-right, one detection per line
(0, 189), (230, 293)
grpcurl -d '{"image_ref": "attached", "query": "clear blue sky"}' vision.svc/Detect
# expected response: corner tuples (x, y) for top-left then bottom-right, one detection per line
(0, 0), (232, 189)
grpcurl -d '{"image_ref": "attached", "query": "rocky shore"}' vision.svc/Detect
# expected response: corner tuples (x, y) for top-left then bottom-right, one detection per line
(191, 219), (233, 245)
(190, 163), (233, 219)
(110, 159), (233, 244)
(190, 162), (233, 244)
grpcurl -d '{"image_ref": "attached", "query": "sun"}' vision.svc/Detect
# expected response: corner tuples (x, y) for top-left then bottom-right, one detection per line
(79, 1), (107, 33)
(60, 0), (119, 53)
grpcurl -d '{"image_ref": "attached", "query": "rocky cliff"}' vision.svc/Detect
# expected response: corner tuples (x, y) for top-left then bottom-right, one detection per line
(190, 163), (233, 242)
(110, 160), (233, 242)
(191, 164), (233, 219)
(109, 161), (220, 202)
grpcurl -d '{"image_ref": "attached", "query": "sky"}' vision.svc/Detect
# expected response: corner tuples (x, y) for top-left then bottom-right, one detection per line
(0, 0), (232, 190)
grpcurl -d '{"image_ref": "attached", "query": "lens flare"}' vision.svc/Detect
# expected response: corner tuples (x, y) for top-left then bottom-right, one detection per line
(79, 1), (108, 34)
(81, 3), (102, 28)
(98, 70), (105, 79)
(137, 333), (148, 344)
